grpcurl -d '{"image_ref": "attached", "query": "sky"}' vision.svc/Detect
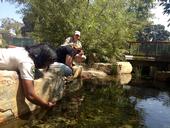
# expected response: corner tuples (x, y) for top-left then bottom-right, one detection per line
(0, 1), (170, 31)
(0, 1), (23, 24)
(150, 2), (170, 31)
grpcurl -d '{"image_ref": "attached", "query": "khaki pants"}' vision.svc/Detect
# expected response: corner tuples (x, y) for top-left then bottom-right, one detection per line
(73, 65), (83, 78)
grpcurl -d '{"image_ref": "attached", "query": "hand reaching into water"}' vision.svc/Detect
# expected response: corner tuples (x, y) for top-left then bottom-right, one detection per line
(45, 101), (60, 109)
(47, 101), (56, 108)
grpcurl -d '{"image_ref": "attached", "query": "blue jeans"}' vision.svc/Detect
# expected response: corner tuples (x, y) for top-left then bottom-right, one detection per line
(50, 62), (73, 77)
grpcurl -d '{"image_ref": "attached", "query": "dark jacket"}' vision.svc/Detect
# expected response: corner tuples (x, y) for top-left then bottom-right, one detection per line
(55, 45), (78, 64)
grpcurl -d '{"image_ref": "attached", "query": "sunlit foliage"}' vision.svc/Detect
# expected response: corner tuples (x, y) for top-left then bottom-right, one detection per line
(3, 0), (154, 61)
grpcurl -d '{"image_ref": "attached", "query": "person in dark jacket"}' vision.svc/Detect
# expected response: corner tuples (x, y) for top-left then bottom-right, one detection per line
(53, 44), (81, 77)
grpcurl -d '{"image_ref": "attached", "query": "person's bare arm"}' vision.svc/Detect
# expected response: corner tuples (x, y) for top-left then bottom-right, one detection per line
(7, 45), (17, 48)
(65, 55), (73, 69)
(21, 79), (55, 108)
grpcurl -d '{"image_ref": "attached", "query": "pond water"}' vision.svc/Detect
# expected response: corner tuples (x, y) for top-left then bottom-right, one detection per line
(1, 77), (170, 128)
(127, 80), (170, 128)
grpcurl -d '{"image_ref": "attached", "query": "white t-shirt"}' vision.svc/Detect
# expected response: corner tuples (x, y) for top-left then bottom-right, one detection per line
(0, 47), (35, 80)
(62, 37), (82, 48)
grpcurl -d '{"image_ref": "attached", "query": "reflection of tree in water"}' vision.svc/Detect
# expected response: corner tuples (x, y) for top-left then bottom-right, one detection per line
(25, 80), (140, 128)
(126, 80), (170, 107)
(157, 92), (170, 107)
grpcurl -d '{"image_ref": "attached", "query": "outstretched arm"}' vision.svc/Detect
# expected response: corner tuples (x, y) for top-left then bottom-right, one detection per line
(7, 45), (17, 48)
(21, 79), (55, 108)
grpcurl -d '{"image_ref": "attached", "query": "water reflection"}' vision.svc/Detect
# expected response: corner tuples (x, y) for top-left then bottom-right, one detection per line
(117, 74), (132, 85)
(126, 81), (170, 128)
(17, 78), (139, 128)
(1, 75), (170, 128)
(137, 97), (170, 128)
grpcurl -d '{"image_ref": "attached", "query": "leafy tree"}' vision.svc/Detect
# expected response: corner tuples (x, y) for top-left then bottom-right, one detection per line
(0, 18), (23, 36)
(157, 0), (170, 26)
(3, 0), (155, 62)
(158, 0), (170, 14)
(136, 24), (170, 41)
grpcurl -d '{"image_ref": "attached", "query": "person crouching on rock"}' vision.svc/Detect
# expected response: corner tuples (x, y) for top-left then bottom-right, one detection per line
(51, 44), (83, 80)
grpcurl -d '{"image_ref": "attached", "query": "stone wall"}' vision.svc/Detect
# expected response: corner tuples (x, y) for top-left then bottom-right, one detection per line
(0, 70), (65, 123)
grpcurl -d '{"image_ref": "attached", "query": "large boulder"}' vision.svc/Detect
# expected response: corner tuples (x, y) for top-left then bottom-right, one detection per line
(0, 70), (65, 124)
(116, 62), (133, 74)
(92, 62), (133, 75)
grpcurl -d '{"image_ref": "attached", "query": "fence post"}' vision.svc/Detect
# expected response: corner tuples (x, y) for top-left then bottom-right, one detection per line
(155, 41), (158, 56)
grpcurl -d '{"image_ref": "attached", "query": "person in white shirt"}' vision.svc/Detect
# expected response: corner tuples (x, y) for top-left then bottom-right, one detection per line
(63, 30), (82, 48)
(63, 31), (86, 62)
(0, 44), (57, 108)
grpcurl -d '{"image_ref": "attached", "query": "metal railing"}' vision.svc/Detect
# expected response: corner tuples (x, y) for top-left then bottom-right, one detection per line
(128, 41), (170, 57)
